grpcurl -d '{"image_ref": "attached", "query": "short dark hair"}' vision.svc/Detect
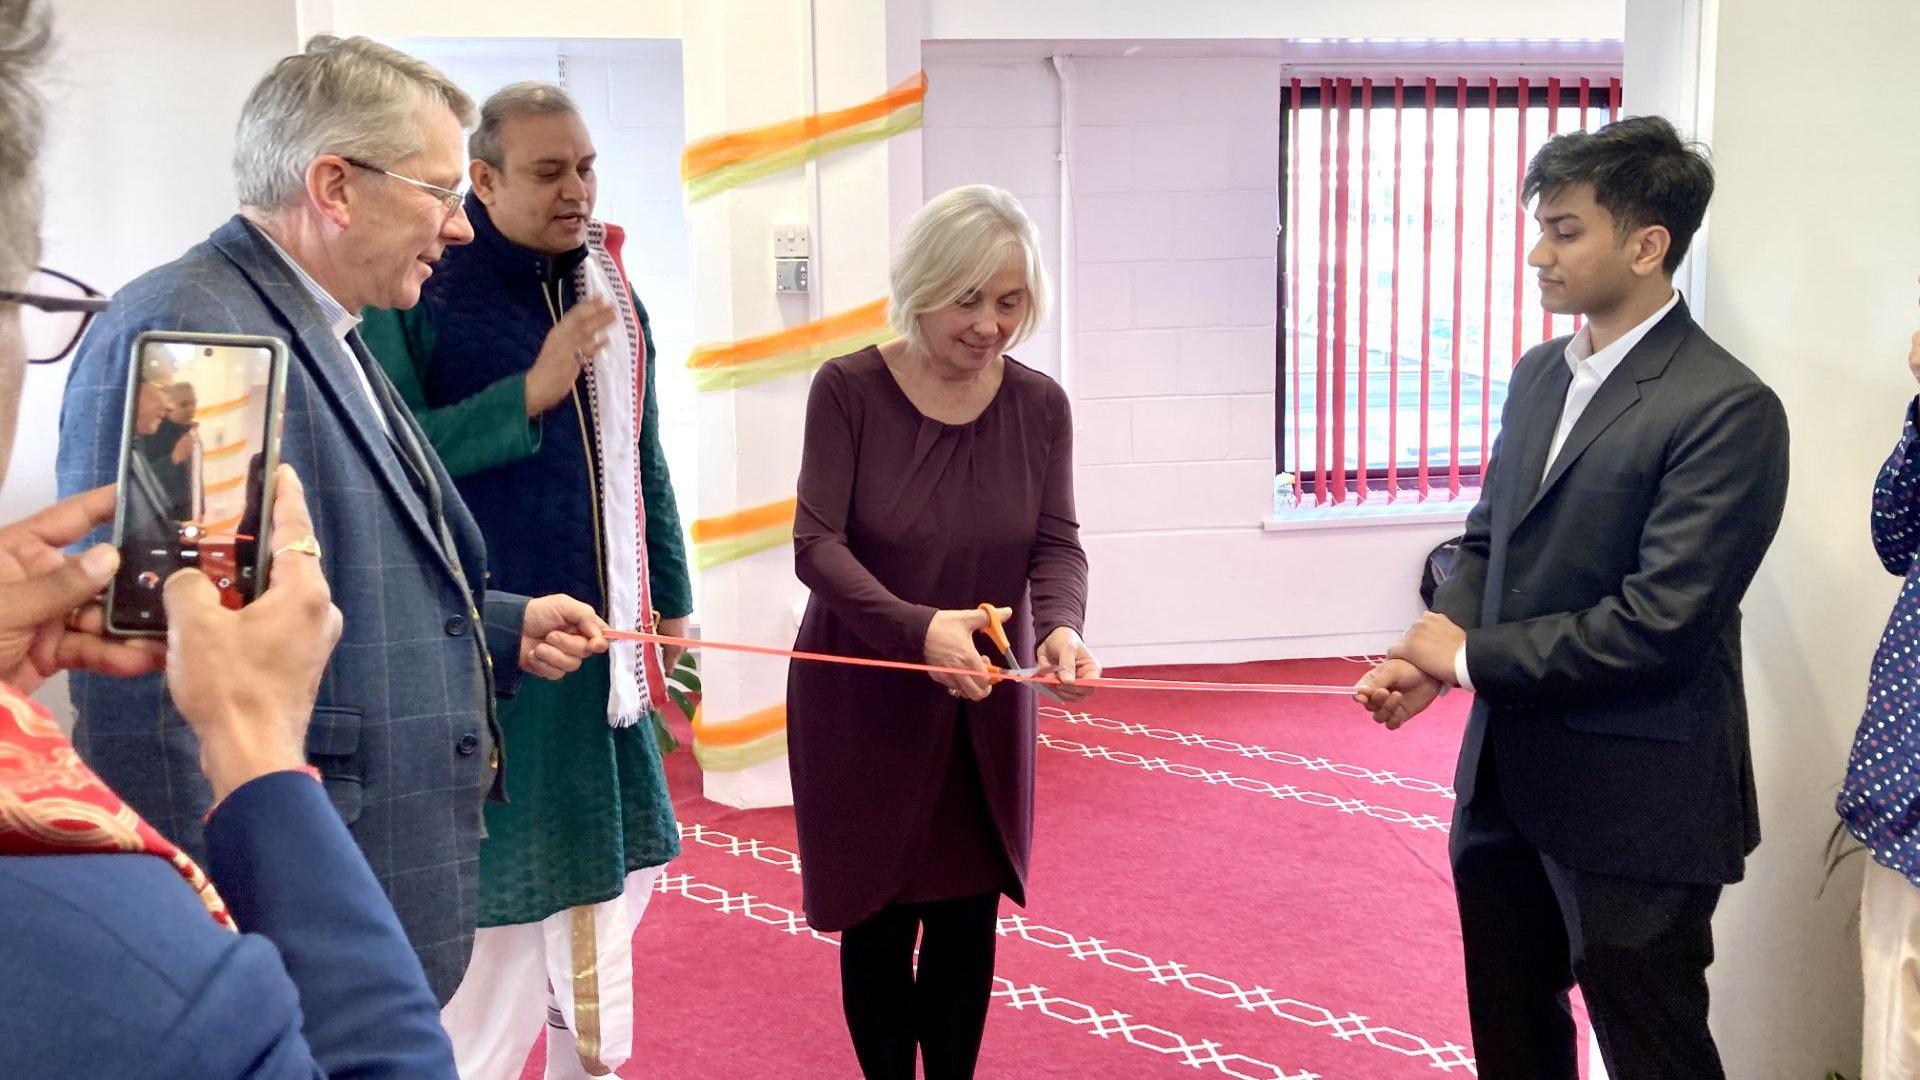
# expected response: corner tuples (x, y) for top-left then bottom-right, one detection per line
(470, 82), (578, 168)
(1523, 114), (1713, 275)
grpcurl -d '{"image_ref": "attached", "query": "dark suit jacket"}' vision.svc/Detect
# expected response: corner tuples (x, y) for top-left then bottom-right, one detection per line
(1432, 298), (1789, 886)
(56, 216), (530, 1001)
(0, 772), (455, 1078)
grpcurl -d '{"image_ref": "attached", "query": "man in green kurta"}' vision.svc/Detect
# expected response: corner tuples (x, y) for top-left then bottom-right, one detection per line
(359, 82), (691, 1080)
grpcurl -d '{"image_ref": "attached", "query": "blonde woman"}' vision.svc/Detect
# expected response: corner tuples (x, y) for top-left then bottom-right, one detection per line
(788, 184), (1099, 1079)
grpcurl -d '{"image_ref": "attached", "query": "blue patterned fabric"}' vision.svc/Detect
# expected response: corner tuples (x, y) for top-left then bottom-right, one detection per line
(1840, 398), (1920, 884)
(413, 198), (606, 609)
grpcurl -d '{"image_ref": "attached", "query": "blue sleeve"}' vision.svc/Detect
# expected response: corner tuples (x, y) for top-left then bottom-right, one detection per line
(1873, 397), (1920, 575)
(484, 588), (530, 698)
(148, 934), (327, 1080)
(202, 772), (456, 1079)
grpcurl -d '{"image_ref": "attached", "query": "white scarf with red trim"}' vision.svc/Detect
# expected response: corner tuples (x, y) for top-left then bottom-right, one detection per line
(575, 221), (665, 727)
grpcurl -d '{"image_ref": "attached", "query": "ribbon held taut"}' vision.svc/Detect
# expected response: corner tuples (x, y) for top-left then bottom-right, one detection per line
(604, 629), (1361, 697)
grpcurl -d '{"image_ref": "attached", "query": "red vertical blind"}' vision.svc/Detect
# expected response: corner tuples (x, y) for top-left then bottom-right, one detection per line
(1417, 77), (1435, 499)
(1314, 78), (1333, 504)
(1356, 78), (1373, 501)
(1330, 79), (1352, 505)
(1480, 77), (1496, 468)
(1511, 75), (1527, 403)
(1387, 79), (1404, 498)
(1281, 74), (1621, 506)
(1447, 77), (1466, 499)
(1288, 77), (1303, 504)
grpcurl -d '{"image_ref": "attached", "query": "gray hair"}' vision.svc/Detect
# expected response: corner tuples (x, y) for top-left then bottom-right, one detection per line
(469, 81), (578, 168)
(889, 184), (1051, 354)
(0, 0), (50, 289)
(233, 35), (476, 211)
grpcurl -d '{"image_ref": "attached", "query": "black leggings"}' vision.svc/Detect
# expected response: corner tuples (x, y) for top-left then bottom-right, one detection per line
(839, 891), (1001, 1080)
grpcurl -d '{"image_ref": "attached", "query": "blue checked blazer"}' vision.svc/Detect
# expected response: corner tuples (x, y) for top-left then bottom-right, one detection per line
(56, 215), (530, 1003)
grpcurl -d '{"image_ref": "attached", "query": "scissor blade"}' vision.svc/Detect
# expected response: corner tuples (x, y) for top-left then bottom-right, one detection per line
(1006, 664), (1064, 702)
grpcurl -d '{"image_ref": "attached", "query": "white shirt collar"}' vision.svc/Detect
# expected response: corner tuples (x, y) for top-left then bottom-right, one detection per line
(250, 224), (362, 342)
(1563, 289), (1680, 380)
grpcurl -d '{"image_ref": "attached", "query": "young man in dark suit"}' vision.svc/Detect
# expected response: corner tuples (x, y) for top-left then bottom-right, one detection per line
(1357, 116), (1790, 1080)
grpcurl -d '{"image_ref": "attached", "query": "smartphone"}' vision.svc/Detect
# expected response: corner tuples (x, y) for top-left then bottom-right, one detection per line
(105, 331), (289, 636)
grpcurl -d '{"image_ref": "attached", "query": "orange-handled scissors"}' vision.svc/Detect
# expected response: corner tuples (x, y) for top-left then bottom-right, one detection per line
(975, 603), (1062, 702)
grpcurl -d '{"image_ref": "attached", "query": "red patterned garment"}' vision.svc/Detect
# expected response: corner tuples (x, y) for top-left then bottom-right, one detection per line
(0, 682), (234, 929)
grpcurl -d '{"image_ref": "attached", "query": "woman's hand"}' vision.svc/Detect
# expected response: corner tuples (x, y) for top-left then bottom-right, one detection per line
(1036, 626), (1099, 704)
(924, 607), (1006, 702)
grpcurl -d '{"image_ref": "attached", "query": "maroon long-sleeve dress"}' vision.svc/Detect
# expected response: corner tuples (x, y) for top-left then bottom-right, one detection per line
(787, 347), (1088, 933)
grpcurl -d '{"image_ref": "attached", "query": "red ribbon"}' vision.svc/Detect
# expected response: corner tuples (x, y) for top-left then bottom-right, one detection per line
(606, 630), (1361, 696)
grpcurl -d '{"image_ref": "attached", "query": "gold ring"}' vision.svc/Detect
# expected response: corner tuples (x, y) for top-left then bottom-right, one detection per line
(273, 535), (322, 560)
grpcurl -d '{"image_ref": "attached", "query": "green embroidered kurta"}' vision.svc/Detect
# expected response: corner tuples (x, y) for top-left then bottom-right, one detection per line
(361, 288), (690, 927)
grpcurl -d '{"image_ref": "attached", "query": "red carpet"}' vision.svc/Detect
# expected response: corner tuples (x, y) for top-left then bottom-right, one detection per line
(516, 658), (1587, 1078)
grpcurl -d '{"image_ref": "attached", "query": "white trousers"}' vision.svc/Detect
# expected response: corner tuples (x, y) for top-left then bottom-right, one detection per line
(1864, 858), (1920, 1080)
(442, 865), (665, 1080)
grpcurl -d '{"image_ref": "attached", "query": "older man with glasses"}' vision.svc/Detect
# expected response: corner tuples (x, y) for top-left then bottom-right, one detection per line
(55, 34), (610, 1004)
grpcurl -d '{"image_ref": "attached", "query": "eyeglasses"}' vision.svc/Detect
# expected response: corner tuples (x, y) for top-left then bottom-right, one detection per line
(341, 156), (468, 220)
(0, 267), (110, 364)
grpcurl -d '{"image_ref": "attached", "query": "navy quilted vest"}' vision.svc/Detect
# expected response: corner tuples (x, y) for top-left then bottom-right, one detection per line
(418, 198), (606, 612)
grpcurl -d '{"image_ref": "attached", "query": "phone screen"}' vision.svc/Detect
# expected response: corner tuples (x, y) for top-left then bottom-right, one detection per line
(108, 335), (283, 634)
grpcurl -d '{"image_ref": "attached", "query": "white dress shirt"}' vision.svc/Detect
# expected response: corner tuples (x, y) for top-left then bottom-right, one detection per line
(1452, 290), (1679, 691)
(254, 227), (389, 435)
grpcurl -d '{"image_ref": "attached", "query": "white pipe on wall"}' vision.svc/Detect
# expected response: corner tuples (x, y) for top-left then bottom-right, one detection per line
(1050, 53), (1076, 393)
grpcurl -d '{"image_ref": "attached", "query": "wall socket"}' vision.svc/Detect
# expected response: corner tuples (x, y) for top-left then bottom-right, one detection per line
(774, 224), (811, 293)
(773, 224), (810, 258)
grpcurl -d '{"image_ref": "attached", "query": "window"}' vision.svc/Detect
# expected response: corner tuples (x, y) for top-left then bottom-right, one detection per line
(1278, 75), (1622, 506)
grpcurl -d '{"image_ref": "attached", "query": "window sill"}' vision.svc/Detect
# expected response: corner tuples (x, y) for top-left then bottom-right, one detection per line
(1263, 490), (1477, 533)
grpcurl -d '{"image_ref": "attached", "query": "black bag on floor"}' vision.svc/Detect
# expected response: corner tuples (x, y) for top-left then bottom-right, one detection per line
(1420, 535), (1463, 609)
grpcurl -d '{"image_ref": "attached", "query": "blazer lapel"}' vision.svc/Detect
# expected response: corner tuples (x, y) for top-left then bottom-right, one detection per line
(207, 218), (459, 582)
(1502, 351), (1570, 523)
(1515, 299), (1694, 526)
(1520, 366), (1640, 523)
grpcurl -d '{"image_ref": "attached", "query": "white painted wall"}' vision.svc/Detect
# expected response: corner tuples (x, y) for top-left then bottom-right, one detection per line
(325, 0), (677, 40)
(1637, 0), (1920, 1073)
(926, 0), (1622, 42)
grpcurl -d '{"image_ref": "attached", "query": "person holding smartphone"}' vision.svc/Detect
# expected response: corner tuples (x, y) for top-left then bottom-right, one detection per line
(0, 2), (456, 1073)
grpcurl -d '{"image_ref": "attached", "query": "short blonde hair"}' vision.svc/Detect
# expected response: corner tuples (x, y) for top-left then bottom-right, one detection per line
(234, 36), (476, 211)
(889, 184), (1050, 355)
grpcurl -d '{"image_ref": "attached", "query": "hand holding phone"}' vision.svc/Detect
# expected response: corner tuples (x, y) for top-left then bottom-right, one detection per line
(107, 332), (288, 636)
(164, 465), (342, 803)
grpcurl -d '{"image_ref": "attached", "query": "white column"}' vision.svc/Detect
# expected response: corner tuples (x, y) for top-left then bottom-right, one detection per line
(679, 0), (924, 807)
(1625, 0), (1920, 1074)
